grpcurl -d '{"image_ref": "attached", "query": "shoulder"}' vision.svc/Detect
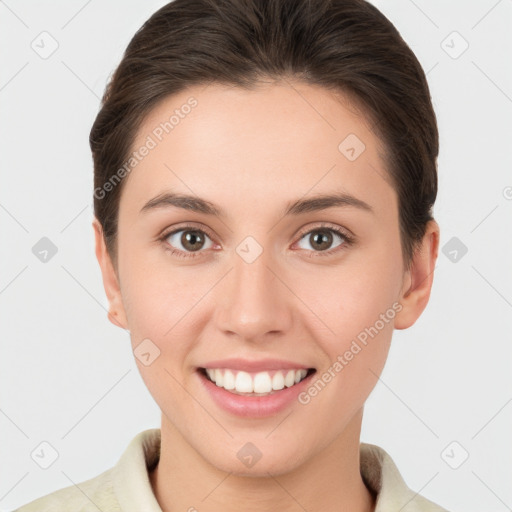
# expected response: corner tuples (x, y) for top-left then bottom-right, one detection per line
(12, 467), (121, 512)
(360, 443), (451, 512)
(12, 429), (161, 512)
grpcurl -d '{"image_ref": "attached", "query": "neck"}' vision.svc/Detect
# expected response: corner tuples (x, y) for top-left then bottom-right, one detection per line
(150, 409), (375, 512)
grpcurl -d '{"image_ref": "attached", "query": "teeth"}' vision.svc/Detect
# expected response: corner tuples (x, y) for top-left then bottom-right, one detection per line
(223, 369), (236, 390)
(285, 370), (296, 387)
(236, 371), (253, 392)
(272, 371), (285, 390)
(214, 369), (224, 387)
(204, 368), (309, 394)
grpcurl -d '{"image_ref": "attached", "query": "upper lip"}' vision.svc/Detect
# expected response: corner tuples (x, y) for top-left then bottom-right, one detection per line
(198, 358), (315, 372)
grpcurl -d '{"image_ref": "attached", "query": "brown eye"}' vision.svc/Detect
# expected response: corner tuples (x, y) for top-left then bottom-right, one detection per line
(297, 228), (345, 252)
(309, 230), (334, 251)
(164, 228), (214, 254)
(294, 225), (354, 258)
(180, 230), (205, 251)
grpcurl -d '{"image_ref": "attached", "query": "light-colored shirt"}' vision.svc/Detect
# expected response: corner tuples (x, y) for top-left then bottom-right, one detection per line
(13, 428), (450, 511)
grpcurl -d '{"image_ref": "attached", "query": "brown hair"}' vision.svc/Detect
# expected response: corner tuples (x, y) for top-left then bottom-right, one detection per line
(90, 0), (438, 272)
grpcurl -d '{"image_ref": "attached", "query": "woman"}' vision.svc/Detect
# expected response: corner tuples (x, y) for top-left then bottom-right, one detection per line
(15, 0), (450, 510)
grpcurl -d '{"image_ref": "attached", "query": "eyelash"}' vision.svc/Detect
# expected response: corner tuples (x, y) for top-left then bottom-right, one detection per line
(158, 222), (355, 260)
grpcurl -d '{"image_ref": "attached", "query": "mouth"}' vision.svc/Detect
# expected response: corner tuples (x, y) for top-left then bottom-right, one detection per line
(197, 367), (317, 397)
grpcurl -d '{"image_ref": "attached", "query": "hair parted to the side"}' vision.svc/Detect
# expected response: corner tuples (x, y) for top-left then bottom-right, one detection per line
(90, 0), (438, 272)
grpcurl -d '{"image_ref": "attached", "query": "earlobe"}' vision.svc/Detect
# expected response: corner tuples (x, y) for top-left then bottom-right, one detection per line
(394, 220), (440, 330)
(92, 217), (129, 330)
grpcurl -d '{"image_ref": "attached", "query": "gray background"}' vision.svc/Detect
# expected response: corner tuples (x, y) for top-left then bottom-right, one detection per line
(1, 1), (511, 510)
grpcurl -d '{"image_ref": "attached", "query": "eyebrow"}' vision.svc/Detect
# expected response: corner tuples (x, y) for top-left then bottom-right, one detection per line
(140, 191), (374, 217)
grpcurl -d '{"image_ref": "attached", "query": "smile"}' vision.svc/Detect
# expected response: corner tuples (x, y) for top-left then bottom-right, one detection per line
(200, 367), (316, 396)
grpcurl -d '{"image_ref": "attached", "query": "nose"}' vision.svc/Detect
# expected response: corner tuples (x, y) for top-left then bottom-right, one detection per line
(214, 245), (293, 342)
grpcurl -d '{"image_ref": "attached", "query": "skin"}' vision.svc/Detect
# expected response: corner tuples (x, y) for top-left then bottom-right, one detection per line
(93, 80), (439, 512)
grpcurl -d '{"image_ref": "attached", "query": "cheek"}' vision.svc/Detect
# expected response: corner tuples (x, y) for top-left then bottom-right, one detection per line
(120, 259), (208, 418)
(295, 272), (396, 422)
(294, 250), (401, 340)
(119, 238), (204, 334)
(292, 250), (400, 393)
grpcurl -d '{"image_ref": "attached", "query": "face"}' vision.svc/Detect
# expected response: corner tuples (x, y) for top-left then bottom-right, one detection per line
(94, 81), (438, 476)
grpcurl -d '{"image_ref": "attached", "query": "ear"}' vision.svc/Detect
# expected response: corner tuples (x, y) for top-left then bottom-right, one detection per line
(394, 220), (440, 330)
(92, 217), (129, 330)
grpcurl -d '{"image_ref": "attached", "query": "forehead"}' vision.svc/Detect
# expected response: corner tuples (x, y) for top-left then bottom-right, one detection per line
(120, 81), (395, 219)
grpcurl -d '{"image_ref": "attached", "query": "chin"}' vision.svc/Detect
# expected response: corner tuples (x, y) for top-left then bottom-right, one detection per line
(204, 443), (307, 478)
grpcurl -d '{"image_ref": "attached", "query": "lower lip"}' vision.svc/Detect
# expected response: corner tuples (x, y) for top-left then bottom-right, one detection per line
(196, 369), (316, 418)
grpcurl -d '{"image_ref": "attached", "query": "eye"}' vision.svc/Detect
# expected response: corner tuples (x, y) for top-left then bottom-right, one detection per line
(159, 224), (216, 259)
(294, 224), (354, 257)
(159, 222), (354, 260)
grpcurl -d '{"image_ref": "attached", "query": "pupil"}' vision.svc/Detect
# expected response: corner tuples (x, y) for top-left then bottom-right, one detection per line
(312, 231), (332, 250)
(183, 231), (203, 251)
